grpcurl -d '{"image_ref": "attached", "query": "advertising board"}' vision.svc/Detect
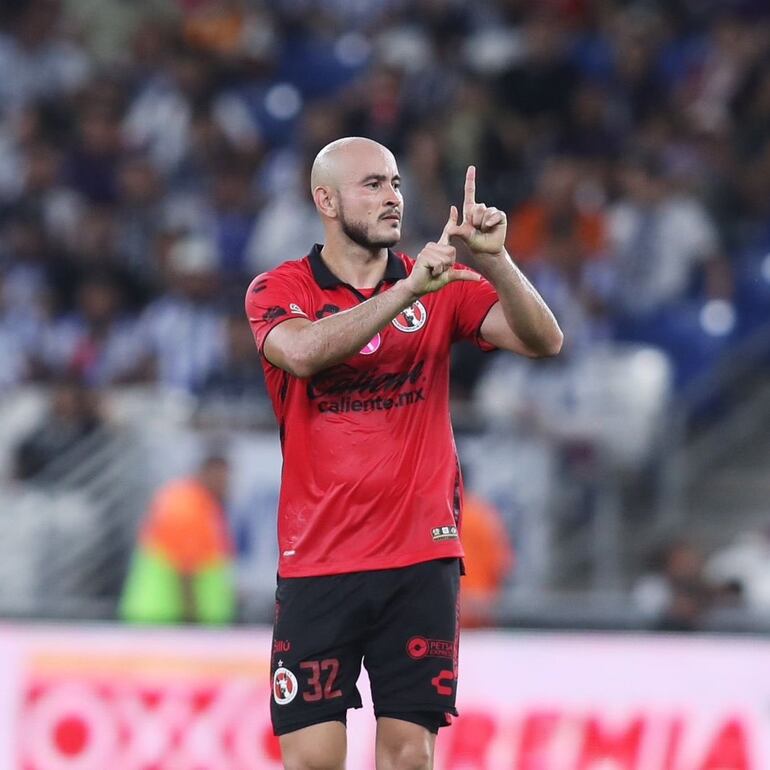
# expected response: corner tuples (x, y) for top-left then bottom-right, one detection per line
(0, 626), (765, 770)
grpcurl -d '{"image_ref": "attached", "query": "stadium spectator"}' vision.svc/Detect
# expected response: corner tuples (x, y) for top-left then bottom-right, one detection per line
(602, 7), (666, 128)
(137, 233), (227, 394)
(560, 80), (622, 159)
(441, 79), (498, 196)
(203, 150), (262, 280)
(460, 491), (514, 628)
(0, 274), (36, 390)
(15, 139), (83, 252)
(0, 208), (54, 324)
(122, 38), (218, 176)
(682, 14), (762, 135)
(61, 0), (178, 68)
(395, 3), (468, 121)
(56, 206), (144, 319)
(495, 12), (577, 134)
(505, 156), (606, 266)
(13, 376), (105, 480)
(37, 272), (147, 386)
(0, 0), (90, 119)
(734, 58), (770, 158)
(504, 157), (613, 355)
(706, 526), (770, 614)
(114, 153), (166, 277)
(120, 451), (235, 625)
(343, 64), (409, 151)
(64, 82), (125, 204)
(195, 313), (272, 429)
(398, 127), (454, 255)
(607, 153), (730, 319)
(633, 540), (715, 632)
(180, 0), (278, 66)
(246, 154), (324, 275)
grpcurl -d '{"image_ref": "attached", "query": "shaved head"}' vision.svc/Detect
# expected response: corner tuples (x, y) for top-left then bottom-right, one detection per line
(310, 137), (396, 193)
(310, 136), (403, 251)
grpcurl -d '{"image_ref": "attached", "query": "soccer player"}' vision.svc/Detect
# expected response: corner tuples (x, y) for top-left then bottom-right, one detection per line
(245, 137), (562, 770)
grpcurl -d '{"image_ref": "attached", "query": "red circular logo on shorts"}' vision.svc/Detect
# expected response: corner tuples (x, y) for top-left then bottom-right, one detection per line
(407, 636), (428, 660)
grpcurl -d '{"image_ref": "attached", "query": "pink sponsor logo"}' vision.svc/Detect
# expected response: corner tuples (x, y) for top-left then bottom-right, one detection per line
(359, 333), (381, 355)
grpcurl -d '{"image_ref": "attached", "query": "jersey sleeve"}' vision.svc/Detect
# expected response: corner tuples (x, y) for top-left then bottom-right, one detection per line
(244, 269), (310, 355)
(451, 266), (500, 351)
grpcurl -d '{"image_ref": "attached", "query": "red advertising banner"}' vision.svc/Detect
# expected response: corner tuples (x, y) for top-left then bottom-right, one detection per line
(0, 626), (766, 770)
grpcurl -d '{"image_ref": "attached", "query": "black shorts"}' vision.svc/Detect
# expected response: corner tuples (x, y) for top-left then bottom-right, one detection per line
(270, 558), (461, 737)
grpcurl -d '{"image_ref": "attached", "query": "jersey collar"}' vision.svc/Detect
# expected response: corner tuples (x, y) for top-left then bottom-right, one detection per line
(308, 244), (407, 290)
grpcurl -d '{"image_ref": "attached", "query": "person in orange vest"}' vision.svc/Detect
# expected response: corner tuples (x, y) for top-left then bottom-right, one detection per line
(120, 452), (235, 624)
(460, 491), (514, 628)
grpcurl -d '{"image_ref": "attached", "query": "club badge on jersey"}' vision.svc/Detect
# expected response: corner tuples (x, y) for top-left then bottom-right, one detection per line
(392, 300), (427, 333)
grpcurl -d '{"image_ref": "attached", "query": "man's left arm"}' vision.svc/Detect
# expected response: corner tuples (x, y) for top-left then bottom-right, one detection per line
(477, 251), (563, 357)
(447, 166), (564, 358)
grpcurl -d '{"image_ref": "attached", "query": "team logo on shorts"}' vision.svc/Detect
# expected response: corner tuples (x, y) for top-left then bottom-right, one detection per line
(392, 300), (427, 333)
(273, 667), (298, 705)
(360, 332), (381, 355)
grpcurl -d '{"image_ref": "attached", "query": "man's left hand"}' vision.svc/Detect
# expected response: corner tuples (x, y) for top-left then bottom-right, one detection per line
(445, 166), (507, 259)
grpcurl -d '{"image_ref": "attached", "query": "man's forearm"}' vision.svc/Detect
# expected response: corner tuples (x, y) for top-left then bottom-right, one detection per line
(478, 250), (563, 356)
(289, 280), (418, 377)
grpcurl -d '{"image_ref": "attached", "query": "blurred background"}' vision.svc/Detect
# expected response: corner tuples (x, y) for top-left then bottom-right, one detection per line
(1, 0), (770, 766)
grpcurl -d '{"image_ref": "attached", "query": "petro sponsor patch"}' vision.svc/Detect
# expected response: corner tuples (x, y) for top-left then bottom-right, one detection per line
(407, 636), (455, 660)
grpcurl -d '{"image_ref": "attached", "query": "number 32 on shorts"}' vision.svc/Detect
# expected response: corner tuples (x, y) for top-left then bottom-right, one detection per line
(300, 658), (343, 702)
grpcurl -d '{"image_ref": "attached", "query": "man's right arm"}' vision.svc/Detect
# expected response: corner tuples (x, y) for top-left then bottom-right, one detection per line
(262, 280), (418, 378)
(258, 226), (480, 379)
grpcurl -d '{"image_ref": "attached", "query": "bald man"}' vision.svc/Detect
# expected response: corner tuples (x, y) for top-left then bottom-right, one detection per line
(245, 137), (562, 770)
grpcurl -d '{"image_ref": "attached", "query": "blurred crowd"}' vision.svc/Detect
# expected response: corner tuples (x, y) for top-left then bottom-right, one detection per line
(633, 531), (770, 630)
(2, 0), (770, 624)
(0, 0), (769, 411)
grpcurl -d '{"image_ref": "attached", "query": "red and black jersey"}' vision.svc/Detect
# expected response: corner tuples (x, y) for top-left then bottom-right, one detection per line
(245, 245), (499, 578)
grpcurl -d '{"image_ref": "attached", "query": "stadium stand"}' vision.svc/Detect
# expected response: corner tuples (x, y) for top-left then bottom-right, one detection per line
(0, 0), (768, 631)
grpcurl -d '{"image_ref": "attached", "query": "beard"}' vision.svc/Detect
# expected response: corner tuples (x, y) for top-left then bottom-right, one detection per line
(338, 201), (400, 250)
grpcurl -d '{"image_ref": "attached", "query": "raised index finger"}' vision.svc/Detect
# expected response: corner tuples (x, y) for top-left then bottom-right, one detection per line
(438, 205), (458, 245)
(463, 165), (476, 219)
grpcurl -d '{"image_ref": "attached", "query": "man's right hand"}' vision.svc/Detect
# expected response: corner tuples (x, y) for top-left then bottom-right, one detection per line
(403, 207), (481, 297)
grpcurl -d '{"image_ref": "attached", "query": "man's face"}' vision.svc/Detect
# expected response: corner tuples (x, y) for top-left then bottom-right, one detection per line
(334, 146), (403, 249)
